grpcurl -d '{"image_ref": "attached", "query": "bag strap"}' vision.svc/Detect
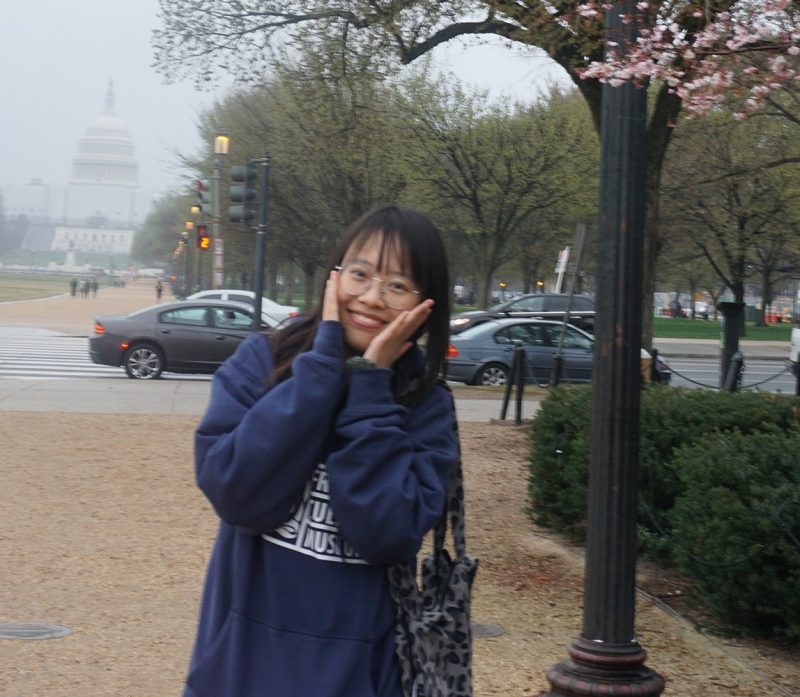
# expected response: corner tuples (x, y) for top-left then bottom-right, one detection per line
(432, 381), (468, 559)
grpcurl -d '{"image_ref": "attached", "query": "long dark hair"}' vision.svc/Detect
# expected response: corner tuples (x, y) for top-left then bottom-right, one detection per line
(268, 204), (451, 402)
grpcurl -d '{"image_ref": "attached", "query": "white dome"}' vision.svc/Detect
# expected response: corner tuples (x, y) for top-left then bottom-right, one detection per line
(85, 112), (131, 139)
(70, 81), (138, 186)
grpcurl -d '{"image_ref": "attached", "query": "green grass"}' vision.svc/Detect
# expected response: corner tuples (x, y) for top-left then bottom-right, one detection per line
(653, 316), (792, 341)
(0, 272), (81, 302)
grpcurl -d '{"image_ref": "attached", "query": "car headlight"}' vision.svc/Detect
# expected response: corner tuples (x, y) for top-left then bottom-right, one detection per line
(451, 317), (471, 327)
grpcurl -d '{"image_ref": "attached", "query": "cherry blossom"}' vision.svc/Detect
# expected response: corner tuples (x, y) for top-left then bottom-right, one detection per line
(574, 0), (798, 117)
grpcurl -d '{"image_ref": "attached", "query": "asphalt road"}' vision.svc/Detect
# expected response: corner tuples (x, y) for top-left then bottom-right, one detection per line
(0, 326), (791, 416)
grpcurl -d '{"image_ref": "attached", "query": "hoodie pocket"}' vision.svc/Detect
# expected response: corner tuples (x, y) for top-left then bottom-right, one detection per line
(187, 609), (378, 697)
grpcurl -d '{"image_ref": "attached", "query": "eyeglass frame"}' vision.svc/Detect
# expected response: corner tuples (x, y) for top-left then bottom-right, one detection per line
(334, 263), (422, 309)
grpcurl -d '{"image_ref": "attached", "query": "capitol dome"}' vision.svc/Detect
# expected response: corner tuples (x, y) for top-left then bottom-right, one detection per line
(70, 81), (139, 185)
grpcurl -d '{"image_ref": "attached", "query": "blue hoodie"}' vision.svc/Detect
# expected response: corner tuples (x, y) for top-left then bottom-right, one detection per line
(183, 321), (457, 697)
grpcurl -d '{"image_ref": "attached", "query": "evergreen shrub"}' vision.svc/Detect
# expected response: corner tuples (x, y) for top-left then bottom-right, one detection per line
(530, 387), (800, 542)
(670, 430), (800, 640)
(528, 386), (800, 640)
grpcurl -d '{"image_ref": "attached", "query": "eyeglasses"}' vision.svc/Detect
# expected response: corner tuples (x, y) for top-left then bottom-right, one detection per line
(335, 262), (421, 310)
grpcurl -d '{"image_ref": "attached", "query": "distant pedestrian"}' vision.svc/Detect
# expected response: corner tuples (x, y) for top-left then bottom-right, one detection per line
(155, 280), (163, 302)
(80, 279), (90, 298)
(90, 279), (98, 298)
(69, 278), (77, 297)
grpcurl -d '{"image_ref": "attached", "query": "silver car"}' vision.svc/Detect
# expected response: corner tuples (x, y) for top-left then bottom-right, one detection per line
(446, 318), (596, 386)
(187, 289), (299, 324)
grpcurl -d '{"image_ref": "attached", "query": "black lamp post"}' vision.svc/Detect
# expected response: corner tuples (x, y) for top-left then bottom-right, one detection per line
(542, 1), (665, 694)
(211, 131), (229, 289)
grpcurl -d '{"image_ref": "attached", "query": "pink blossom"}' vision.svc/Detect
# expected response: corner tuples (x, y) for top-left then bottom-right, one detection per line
(575, 0), (795, 118)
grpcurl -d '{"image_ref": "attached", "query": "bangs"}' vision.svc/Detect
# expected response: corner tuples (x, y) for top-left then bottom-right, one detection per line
(345, 226), (416, 281)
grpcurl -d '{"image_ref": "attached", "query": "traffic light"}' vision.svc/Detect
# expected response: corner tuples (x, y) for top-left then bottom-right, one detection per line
(196, 179), (213, 217)
(229, 163), (257, 225)
(196, 224), (210, 251)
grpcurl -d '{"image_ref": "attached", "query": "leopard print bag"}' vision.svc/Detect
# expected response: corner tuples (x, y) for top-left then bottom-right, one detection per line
(387, 387), (478, 697)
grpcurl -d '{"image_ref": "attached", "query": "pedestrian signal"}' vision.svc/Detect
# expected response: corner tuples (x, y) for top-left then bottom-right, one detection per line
(196, 224), (210, 251)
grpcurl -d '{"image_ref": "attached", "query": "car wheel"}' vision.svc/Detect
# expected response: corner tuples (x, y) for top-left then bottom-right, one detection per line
(124, 343), (164, 379)
(475, 362), (508, 386)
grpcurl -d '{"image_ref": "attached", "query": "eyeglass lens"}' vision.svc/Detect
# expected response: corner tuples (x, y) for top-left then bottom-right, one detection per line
(337, 263), (418, 309)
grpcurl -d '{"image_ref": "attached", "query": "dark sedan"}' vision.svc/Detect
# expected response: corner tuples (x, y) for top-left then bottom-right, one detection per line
(450, 293), (595, 335)
(89, 300), (277, 379)
(446, 318), (671, 386)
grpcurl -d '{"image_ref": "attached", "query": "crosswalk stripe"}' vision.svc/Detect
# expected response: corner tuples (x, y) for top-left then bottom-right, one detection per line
(0, 336), (214, 381)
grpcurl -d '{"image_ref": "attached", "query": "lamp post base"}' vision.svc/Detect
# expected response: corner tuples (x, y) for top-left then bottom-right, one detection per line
(542, 637), (665, 696)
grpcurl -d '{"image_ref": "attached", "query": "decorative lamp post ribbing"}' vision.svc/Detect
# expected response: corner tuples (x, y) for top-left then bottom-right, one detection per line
(542, 1), (665, 695)
(211, 131), (229, 289)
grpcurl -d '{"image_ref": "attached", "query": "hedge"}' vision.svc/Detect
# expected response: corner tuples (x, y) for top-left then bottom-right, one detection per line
(528, 385), (800, 640)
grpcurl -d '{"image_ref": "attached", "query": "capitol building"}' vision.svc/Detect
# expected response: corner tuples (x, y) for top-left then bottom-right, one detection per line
(2, 83), (152, 257)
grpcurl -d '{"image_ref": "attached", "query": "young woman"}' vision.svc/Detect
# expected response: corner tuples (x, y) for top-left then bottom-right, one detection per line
(183, 204), (458, 697)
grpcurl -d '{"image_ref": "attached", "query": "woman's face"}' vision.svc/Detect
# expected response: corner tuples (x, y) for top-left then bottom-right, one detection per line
(337, 235), (421, 355)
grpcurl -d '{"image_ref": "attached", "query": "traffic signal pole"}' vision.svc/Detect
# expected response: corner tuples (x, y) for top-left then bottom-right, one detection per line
(252, 154), (270, 331)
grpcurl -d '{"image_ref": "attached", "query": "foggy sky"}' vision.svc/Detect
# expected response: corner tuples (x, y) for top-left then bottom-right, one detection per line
(1, 0), (569, 198)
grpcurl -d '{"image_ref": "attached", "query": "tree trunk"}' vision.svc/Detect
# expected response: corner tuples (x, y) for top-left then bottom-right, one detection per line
(760, 270), (774, 327)
(303, 263), (315, 310)
(641, 86), (682, 349)
(732, 279), (746, 337)
(481, 269), (494, 308)
(267, 263), (278, 299)
(577, 80), (681, 350)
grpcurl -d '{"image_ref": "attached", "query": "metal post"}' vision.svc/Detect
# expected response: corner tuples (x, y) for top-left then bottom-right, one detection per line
(552, 224), (588, 388)
(514, 349), (525, 425)
(718, 301), (744, 389)
(550, 355), (562, 388)
(211, 158), (221, 290)
(649, 348), (659, 384)
(543, 0), (664, 693)
(723, 351), (744, 392)
(252, 154), (270, 331)
(499, 348), (520, 420)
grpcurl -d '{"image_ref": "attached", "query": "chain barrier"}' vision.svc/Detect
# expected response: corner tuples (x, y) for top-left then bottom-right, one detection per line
(499, 349), (795, 422)
(661, 357), (793, 391)
(739, 361), (794, 390)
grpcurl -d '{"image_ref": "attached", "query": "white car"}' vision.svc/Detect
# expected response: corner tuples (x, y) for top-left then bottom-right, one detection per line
(187, 290), (299, 324)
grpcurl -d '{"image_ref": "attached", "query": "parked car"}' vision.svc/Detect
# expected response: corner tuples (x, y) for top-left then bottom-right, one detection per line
(445, 318), (671, 386)
(187, 289), (299, 324)
(89, 300), (278, 379)
(450, 293), (595, 335)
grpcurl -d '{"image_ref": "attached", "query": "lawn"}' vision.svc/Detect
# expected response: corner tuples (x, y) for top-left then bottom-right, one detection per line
(653, 316), (793, 341)
(0, 272), (77, 302)
(449, 308), (794, 341)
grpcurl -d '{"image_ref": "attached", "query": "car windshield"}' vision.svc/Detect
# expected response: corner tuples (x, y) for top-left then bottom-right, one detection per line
(488, 299), (516, 312)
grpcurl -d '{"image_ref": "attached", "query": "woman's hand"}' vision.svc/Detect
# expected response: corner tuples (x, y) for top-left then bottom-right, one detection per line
(363, 299), (434, 368)
(322, 269), (340, 323)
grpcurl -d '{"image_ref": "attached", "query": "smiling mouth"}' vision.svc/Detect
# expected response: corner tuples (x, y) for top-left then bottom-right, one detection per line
(349, 311), (385, 329)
